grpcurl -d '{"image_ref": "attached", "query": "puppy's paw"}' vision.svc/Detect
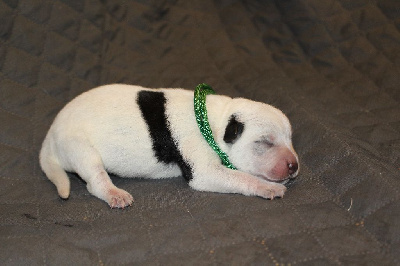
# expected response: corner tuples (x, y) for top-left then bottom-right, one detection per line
(257, 182), (287, 200)
(107, 187), (134, 208)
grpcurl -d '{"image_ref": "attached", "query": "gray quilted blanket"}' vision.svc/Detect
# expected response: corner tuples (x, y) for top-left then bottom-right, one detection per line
(1, 0), (399, 265)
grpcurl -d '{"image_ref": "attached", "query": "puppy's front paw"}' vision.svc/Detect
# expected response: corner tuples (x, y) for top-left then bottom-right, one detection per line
(107, 187), (134, 208)
(258, 182), (287, 200)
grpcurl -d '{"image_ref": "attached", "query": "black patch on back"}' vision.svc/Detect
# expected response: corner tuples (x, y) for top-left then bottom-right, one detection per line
(223, 115), (245, 144)
(137, 90), (193, 181)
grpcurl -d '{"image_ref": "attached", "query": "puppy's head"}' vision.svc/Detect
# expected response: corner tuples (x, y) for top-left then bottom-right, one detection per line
(219, 98), (299, 183)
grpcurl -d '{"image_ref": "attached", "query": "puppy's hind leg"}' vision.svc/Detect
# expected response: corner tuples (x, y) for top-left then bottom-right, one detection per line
(66, 139), (133, 208)
(84, 166), (134, 209)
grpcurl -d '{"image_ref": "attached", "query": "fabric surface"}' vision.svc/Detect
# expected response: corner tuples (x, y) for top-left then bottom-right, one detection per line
(1, 0), (399, 265)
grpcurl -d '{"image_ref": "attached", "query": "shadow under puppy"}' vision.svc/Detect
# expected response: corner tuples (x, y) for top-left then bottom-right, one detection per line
(40, 84), (299, 208)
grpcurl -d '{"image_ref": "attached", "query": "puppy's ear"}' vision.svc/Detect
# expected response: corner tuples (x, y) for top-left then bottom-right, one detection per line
(223, 115), (244, 144)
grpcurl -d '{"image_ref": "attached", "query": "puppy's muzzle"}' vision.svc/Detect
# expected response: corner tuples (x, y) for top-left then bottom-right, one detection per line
(269, 149), (299, 181)
(280, 159), (299, 187)
(288, 162), (299, 177)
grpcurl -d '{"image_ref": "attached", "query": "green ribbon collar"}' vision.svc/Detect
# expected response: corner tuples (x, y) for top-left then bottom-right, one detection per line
(194, 83), (237, 170)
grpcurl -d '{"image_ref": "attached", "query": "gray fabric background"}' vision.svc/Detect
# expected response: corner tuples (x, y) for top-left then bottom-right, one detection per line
(1, 0), (399, 265)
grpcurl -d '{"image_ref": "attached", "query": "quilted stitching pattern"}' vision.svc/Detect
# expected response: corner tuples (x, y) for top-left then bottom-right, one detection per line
(1, 0), (399, 264)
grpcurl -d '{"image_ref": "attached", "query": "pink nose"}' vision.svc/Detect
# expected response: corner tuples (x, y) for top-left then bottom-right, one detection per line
(270, 150), (299, 180)
(288, 162), (298, 176)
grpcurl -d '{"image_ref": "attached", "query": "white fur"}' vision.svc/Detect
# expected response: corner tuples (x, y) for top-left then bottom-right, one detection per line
(40, 84), (299, 208)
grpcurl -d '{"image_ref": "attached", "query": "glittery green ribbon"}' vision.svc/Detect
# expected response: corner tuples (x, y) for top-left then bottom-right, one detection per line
(194, 83), (237, 170)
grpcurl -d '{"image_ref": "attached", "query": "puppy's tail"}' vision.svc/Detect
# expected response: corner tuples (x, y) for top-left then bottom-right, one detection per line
(39, 138), (70, 199)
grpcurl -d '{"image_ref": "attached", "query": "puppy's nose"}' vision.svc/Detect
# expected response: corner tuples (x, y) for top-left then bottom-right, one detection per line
(288, 162), (298, 176)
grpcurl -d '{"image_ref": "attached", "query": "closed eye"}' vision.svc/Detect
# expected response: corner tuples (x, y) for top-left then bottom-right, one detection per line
(255, 139), (274, 148)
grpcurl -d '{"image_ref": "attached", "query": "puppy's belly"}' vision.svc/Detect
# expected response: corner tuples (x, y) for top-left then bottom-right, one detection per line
(96, 141), (182, 179)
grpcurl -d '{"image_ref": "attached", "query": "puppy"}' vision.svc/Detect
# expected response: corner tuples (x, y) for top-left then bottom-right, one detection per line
(40, 84), (299, 208)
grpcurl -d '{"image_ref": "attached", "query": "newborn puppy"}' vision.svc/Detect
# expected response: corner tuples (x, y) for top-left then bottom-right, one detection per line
(40, 84), (299, 208)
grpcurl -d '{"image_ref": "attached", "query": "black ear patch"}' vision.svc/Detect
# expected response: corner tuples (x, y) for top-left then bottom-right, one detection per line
(223, 115), (244, 144)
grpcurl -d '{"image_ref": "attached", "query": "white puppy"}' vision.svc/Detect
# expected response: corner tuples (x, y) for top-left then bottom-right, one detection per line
(40, 84), (299, 208)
